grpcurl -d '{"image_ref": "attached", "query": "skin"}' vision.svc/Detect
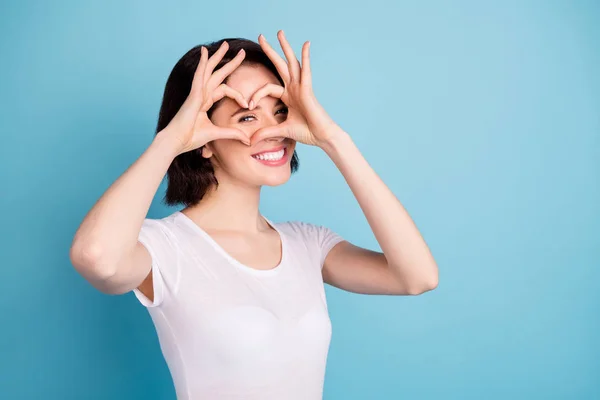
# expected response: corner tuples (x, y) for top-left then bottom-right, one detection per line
(70, 30), (438, 303)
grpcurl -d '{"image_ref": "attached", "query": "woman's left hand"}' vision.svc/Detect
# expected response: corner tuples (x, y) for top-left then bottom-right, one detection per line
(248, 31), (342, 148)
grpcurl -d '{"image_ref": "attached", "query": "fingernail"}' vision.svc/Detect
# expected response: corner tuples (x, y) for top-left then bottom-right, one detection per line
(249, 100), (254, 110)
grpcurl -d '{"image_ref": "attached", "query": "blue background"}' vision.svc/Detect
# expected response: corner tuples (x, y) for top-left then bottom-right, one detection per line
(1, 0), (598, 399)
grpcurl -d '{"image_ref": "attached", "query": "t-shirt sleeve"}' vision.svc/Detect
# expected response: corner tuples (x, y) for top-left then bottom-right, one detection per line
(132, 218), (180, 308)
(315, 224), (346, 268)
(290, 221), (346, 269)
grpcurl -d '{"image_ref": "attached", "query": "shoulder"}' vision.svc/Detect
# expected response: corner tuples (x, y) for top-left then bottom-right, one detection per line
(272, 220), (323, 237)
(138, 211), (181, 241)
(272, 220), (343, 245)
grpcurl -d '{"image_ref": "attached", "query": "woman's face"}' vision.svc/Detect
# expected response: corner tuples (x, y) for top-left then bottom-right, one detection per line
(206, 63), (296, 188)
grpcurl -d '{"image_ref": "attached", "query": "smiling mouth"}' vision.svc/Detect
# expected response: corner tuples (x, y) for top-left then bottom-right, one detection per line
(251, 145), (287, 162)
(250, 145), (290, 167)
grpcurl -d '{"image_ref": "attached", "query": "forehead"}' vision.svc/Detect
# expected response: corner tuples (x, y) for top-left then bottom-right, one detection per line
(224, 64), (280, 98)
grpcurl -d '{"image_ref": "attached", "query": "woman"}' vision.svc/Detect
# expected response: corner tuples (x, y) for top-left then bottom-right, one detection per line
(70, 30), (438, 399)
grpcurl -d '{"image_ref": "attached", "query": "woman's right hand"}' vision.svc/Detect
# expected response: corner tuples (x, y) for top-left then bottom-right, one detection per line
(159, 41), (250, 155)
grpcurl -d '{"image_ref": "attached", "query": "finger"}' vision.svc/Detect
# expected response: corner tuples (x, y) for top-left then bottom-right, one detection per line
(258, 34), (290, 83)
(248, 83), (285, 110)
(277, 30), (301, 83)
(300, 41), (312, 87)
(190, 46), (208, 99)
(208, 49), (245, 89)
(211, 127), (251, 146)
(212, 84), (249, 109)
(250, 124), (288, 145)
(205, 41), (230, 79)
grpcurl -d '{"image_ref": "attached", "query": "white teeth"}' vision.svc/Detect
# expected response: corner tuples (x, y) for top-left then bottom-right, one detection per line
(252, 149), (285, 161)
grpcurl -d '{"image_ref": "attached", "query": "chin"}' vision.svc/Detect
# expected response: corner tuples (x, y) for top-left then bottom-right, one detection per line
(260, 171), (292, 187)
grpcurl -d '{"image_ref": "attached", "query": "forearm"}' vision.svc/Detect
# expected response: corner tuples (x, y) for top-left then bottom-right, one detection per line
(320, 128), (438, 290)
(70, 130), (181, 276)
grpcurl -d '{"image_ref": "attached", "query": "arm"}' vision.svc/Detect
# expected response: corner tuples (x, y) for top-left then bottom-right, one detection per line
(70, 42), (250, 295)
(69, 133), (180, 294)
(249, 31), (438, 296)
(320, 129), (438, 295)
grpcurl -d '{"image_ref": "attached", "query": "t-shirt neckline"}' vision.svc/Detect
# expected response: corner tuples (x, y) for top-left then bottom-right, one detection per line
(175, 211), (286, 276)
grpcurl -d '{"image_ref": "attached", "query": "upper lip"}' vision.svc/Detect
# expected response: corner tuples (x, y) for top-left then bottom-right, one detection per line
(251, 145), (286, 156)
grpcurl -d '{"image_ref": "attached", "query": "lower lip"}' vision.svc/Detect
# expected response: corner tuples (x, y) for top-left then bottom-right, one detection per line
(252, 147), (289, 167)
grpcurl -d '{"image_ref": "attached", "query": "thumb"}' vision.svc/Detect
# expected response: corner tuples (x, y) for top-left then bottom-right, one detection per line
(250, 125), (288, 146)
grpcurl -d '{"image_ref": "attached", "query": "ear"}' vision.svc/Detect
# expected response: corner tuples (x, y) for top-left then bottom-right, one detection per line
(201, 144), (214, 158)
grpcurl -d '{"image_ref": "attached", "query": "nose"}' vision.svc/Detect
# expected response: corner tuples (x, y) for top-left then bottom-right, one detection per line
(261, 111), (281, 128)
(255, 111), (285, 142)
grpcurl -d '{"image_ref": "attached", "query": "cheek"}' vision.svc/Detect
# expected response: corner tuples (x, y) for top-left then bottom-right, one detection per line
(211, 140), (248, 165)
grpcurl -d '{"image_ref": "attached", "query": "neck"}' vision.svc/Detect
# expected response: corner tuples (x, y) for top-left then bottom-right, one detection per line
(182, 178), (265, 233)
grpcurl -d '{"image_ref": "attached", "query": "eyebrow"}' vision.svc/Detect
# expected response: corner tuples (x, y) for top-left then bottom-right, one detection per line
(230, 99), (285, 119)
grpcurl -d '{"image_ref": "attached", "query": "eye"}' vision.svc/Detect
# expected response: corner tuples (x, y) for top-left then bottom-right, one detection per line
(238, 114), (256, 123)
(237, 107), (288, 123)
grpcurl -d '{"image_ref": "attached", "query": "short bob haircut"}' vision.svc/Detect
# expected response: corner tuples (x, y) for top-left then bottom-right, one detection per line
(156, 38), (300, 207)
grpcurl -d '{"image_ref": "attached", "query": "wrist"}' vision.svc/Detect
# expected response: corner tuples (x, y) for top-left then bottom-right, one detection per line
(153, 128), (187, 158)
(317, 126), (352, 155)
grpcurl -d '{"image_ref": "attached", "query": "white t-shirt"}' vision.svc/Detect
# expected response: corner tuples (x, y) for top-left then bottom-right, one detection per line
(133, 211), (345, 400)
